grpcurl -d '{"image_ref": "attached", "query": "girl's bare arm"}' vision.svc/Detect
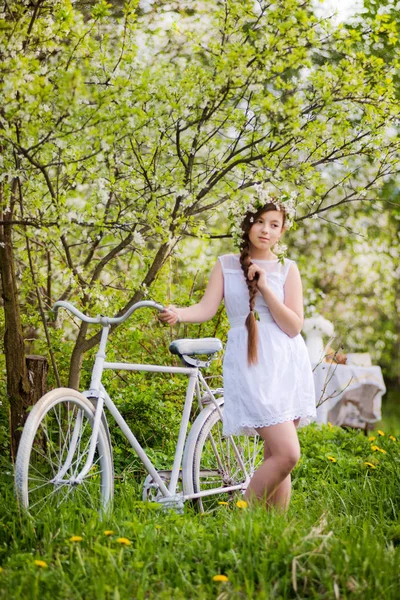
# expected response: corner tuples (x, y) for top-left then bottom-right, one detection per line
(258, 264), (304, 337)
(159, 259), (224, 325)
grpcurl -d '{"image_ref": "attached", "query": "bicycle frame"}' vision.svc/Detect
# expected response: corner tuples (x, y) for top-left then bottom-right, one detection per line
(53, 301), (248, 503)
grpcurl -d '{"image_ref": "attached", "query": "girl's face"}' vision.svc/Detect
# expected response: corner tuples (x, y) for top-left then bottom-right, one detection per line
(248, 210), (284, 253)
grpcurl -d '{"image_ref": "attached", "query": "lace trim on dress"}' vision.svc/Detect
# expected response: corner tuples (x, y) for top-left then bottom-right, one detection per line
(223, 412), (316, 436)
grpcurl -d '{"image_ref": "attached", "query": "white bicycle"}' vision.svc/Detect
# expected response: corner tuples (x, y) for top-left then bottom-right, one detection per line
(15, 300), (263, 515)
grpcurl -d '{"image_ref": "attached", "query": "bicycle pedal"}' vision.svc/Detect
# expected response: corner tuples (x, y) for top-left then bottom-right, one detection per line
(157, 495), (185, 514)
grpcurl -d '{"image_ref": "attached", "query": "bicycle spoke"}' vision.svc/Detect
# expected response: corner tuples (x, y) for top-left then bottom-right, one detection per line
(27, 479), (60, 495)
(26, 474), (47, 483)
(55, 484), (79, 510)
(204, 432), (225, 474)
(29, 481), (68, 512)
(77, 481), (99, 509)
(36, 420), (58, 478)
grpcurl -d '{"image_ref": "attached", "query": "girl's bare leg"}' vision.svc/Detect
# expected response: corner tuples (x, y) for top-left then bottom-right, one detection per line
(265, 418), (300, 511)
(244, 418), (301, 510)
(263, 444), (291, 511)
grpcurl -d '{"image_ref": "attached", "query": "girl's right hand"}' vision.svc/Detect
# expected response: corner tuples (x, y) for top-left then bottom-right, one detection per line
(158, 304), (181, 325)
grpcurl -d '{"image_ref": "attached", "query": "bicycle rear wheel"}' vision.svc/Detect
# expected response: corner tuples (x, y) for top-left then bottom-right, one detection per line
(182, 399), (264, 512)
(15, 388), (114, 516)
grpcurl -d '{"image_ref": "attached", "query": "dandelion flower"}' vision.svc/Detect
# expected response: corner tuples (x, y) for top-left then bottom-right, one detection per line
(389, 435), (397, 441)
(327, 456), (337, 462)
(104, 530), (114, 536)
(378, 430), (385, 436)
(34, 560), (48, 568)
(371, 445), (386, 454)
(116, 537), (131, 546)
(236, 500), (248, 509)
(364, 462), (377, 469)
(368, 436), (376, 441)
(69, 536), (83, 543)
(218, 501), (229, 506)
(212, 574), (229, 582)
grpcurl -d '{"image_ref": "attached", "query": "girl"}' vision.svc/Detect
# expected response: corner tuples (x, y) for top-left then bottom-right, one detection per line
(158, 200), (317, 511)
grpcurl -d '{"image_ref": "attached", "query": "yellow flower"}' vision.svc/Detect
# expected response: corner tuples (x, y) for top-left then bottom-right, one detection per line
(69, 536), (83, 543)
(34, 560), (48, 568)
(389, 435), (397, 441)
(327, 422), (333, 428)
(371, 445), (386, 454)
(218, 501), (229, 506)
(116, 537), (131, 546)
(364, 462), (377, 469)
(0, 567), (3, 573)
(327, 456), (337, 462)
(368, 436), (376, 441)
(212, 574), (229, 582)
(378, 430), (385, 436)
(104, 530), (114, 536)
(154, 525), (162, 530)
(236, 500), (248, 509)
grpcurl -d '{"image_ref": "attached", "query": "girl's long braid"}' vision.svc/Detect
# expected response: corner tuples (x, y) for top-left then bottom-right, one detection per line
(240, 239), (259, 366)
(238, 202), (287, 366)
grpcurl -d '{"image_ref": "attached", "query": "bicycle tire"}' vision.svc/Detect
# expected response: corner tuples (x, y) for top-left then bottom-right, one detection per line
(182, 399), (264, 512)
(15, 387), (114, 516)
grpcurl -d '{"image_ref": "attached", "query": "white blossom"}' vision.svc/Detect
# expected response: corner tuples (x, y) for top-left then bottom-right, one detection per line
(133, 231), (145, 247)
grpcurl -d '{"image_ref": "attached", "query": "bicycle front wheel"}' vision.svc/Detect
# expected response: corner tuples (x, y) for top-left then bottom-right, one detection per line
(182, 399), (264, 512)
(15, 388), (114, 516)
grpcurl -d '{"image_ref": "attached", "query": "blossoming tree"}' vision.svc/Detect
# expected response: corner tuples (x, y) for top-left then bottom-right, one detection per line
(1, 0), (399, 452)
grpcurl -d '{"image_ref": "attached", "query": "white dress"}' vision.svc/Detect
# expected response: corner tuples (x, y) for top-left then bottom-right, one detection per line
(218, 254), (317, 436)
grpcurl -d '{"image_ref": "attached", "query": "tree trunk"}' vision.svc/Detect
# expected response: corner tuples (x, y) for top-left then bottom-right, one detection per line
(0, 186), (38, 459)
(68, 321), (89, 390)
(8, 355), (48, 458)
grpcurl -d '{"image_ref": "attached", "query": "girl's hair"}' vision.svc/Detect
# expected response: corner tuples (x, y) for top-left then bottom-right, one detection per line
(239, 202), (286, 366)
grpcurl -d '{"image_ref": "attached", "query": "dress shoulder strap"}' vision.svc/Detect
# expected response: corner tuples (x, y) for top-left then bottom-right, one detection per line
(218, 254), (241, 272)
(282, 258), (297, 283)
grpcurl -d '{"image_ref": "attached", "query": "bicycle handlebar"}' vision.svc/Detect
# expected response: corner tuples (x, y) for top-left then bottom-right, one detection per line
(52, 300), (165, 325)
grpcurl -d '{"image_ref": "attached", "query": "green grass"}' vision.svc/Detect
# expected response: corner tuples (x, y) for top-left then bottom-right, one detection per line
(373, 388), (400, 438)
(0, 418), (399, 600)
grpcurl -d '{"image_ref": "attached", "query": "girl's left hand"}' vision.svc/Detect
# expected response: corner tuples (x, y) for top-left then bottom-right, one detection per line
(248, 263), (268, 290)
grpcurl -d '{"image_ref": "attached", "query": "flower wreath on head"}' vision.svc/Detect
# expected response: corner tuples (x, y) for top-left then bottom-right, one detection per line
(229, 184), (298, 262)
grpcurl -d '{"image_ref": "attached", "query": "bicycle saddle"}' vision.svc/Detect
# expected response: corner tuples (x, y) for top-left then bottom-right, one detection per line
(169, 338), (223, 357)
